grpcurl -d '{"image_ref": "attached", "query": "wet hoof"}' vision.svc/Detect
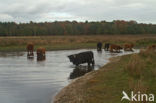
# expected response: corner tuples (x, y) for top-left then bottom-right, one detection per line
(27, 56), (34, 59)
(97, 51), (102, 53)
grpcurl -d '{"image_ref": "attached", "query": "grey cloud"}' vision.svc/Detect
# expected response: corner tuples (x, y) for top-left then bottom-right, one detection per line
(0, 0), (156, 23)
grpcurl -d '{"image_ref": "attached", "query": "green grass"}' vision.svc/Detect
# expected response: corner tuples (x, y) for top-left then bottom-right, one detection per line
(84, 50), (156, 103)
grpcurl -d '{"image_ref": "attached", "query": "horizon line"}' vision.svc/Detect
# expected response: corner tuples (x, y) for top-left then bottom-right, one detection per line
(0, 20), (155, 25)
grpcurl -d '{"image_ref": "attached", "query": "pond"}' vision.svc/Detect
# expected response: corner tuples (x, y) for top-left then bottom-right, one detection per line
(0, 49), (139, 103)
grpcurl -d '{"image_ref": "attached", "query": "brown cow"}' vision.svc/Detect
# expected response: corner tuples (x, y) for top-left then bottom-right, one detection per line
(37, 47), (46, 61)
(27, 43), (34, 57)
(109, 44), (123, 53)
(124, 43), (134, 51)
(147, 44), (156, 51)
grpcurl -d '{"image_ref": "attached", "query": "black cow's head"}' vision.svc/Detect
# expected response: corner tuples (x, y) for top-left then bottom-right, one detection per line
(68, 55), (76, 62)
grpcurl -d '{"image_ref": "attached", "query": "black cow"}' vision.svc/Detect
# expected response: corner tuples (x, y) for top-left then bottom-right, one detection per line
(97, 42), (103, 51)
(104, 43), (110, 51)
(68, 51), (95, 66)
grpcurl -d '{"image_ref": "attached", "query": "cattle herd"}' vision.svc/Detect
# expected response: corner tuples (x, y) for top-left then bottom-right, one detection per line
(147, 44), (156, 50)
(68, 42), (135, 66)
(26, 42), (134, 62)
(26, 42), (156, 66)
(26, 42), (156, 80)
(27, 43), (46, 61)
(103, 42), (134, 52)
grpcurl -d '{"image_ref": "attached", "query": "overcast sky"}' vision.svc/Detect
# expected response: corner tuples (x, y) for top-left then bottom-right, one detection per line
(0, 0), (156, 23)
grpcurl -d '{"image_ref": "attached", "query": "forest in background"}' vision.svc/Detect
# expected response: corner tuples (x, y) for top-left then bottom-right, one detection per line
(0, 20), (156, 36)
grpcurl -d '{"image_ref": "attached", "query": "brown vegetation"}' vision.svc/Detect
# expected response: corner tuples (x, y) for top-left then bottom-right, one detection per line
(0, 35), (155, 46)
(0, 35), (156, 51)
(126, 54), (145, 79)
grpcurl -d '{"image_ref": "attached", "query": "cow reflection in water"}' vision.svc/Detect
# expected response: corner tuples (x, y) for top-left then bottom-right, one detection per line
(27, 56), (34, 60)
(37, 47), (46, 61)
(70, 65), (94, 79)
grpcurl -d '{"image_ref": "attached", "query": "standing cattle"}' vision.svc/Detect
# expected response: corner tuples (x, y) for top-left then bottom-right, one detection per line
(68, 51), (94, 66)
(110, 44), (122, 53)
(104, 43), (110, 51)
(124, 43), (134, 51)
(27, 43), (34, 57)
(97, 42), (103, 51)
(37, 47), (46, 61)
(147, 44), (156, 51)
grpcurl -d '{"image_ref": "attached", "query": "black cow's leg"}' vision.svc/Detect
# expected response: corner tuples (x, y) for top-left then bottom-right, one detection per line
(97, 48), (98, 51)
(92, 61), (94, 66)
(27, 51), (30, 56)
(75, 63), (79, 66)
(88, 62), (90, 66)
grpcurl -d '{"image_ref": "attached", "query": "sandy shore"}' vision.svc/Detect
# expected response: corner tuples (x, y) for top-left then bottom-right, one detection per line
(52, 70), (98, 103)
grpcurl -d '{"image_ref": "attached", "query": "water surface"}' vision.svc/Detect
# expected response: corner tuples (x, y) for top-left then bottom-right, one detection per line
(0, 49), (138, 103)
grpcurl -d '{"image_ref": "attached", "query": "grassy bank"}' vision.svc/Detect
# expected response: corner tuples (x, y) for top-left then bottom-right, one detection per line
(0, 43), (96, 52)
(54, 49), (156, 103)
(0, 35), (156, 52)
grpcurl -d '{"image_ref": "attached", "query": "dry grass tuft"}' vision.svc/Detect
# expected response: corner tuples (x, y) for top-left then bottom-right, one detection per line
(126, 54), (145, 79)
(88, 79), (99, 84)
(139, 48), (155, 58)
(129, 80), (148, 103)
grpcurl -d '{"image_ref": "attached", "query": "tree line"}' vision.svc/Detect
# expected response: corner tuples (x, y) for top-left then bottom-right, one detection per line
(0, 20), (156, 36)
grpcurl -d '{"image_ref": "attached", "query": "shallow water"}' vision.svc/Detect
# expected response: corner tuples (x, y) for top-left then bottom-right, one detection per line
(0, 49), (139, 103)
